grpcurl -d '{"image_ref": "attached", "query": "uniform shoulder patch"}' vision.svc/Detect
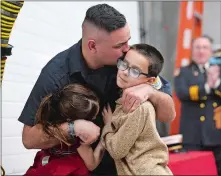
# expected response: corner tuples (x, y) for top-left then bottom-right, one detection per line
(174, 68), (180, 76)
(151, 76), (162, 90)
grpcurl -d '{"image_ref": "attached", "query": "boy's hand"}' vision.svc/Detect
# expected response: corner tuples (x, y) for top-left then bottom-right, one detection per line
(102, 104), (113, 125)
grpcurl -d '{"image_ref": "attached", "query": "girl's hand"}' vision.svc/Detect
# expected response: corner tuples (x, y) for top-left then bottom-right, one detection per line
(102, 104), (113, 125)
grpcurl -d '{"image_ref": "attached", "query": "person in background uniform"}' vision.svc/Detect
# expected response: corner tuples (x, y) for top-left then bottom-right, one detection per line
(174, 35), (221, 175)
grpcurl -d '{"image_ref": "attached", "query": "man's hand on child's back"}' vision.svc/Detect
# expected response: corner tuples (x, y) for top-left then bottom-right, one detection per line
(121, 84), (156, 113)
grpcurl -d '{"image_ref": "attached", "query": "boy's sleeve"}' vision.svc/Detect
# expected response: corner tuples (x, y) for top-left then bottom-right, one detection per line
(101, 104), (148, 160)
(158, 76), (172, 96)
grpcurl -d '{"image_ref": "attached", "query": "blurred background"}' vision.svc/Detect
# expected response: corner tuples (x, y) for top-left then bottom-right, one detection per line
(1, 1), (220, 175)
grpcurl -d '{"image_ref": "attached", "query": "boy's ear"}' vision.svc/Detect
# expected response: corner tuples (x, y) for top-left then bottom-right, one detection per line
(146, 77), (156, 84)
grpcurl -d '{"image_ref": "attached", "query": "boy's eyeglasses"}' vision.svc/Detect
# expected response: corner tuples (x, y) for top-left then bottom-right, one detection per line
(117, 59), (151, 78)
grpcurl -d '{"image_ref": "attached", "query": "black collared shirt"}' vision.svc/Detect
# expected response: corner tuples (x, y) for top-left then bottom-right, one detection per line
(19, 40), (118, 126)
(18, 39), (119, 175)
(18, 39), (172, 175)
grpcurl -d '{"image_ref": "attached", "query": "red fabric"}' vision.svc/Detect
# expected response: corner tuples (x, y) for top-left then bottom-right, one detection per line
(168, 151), (217, 175)
(25, 150), (89, 176)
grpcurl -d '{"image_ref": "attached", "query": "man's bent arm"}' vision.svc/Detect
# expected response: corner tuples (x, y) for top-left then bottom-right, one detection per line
(22, 120), (100, 149)
(22, 124), (63, 149)
(150, 89), (176, 122)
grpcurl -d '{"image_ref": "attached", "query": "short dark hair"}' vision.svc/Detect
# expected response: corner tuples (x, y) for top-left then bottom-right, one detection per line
(130, 44), (164, 77)
(83, 4), (127, 33)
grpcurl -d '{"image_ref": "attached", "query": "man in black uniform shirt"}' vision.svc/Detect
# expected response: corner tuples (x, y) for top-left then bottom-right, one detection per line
(19, 4), (175, 175)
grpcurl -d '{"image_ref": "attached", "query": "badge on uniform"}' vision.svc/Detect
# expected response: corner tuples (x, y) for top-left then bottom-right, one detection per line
(214, 106), (221, 129)
(42, 156), (50, 166)
(193, 71), (199, 76)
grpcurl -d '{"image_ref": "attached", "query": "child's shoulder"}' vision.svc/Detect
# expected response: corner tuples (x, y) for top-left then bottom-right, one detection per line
(115, 100), (155, 117)
(140, 101), (155, 111)
(138, 101), (156, 118)
(138, 102), (156, 126)
(118, 101), (155, 117)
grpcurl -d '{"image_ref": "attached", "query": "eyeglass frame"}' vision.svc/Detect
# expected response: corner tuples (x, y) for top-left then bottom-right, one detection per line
(117, 58), (152, 78)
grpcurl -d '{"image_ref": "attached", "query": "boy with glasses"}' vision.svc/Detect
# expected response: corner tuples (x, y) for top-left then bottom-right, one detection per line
(101, 44), (173, 175)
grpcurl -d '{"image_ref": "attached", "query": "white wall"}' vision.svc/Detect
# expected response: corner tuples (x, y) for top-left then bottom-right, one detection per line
(1, 2), (140, 175)
(203, 2), (221, 49)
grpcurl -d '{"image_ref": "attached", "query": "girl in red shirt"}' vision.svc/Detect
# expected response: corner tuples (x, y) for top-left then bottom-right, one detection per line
(25, 84), (104, 176)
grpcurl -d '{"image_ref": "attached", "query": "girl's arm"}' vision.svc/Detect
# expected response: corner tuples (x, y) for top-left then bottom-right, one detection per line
(76, 104), (112, 171)
(77, 141), (105, 171)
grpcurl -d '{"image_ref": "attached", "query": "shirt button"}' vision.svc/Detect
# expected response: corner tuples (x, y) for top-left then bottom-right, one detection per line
(200, 116), (205, 122)
(213, 102), (218, 108)
(200, 103), (205, 108)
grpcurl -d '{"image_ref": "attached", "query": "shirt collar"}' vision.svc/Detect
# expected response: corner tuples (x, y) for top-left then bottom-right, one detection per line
(197, 62), (210, 73)
(68, 39), (90, 77)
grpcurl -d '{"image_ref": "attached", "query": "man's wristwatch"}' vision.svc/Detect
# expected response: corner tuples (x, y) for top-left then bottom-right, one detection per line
(68, 121), (75, 143)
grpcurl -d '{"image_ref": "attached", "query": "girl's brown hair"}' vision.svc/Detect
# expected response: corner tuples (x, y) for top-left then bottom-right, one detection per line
(36, 84), (99, 145)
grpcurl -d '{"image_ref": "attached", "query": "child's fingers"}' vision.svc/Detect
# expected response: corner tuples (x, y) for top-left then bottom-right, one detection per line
(103, 107), (108, 114)
(102, 110), (107, 118)
(107, 104), (112, 113)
